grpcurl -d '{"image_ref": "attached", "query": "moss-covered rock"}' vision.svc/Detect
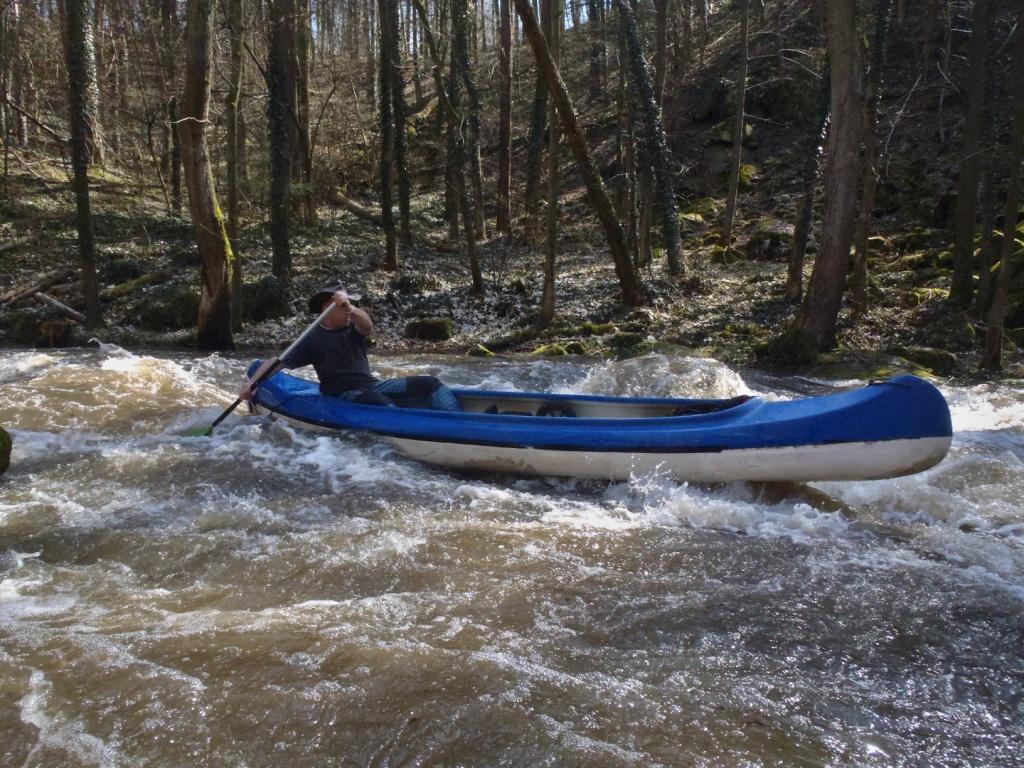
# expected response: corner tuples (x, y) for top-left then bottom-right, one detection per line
(38, 320), (74, 347)
(0, 308), (44, 343)
(468, 343), (494, 357)
(691, 76), (733, 123)
(0, 426), (10, 474)
(579, 322), (616, 336)
(745, 220), (794, 261)
(738, 163), (757, 189)
(530, 342), (569, 357)
(241, 275), (289, 323)
(684, 197), (721, 219)
(138, 285), (201, 331)
(389, 273), (443, 295)
(404, 316), (455, 341)
(892, 345), (959, 376)
(101, 259), (146, 284)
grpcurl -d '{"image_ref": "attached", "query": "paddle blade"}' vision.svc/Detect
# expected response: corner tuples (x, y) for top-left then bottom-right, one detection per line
(182, 425), (214, 437)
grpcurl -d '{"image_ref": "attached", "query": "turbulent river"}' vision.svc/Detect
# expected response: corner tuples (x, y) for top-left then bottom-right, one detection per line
(0, 345), (1021, 767)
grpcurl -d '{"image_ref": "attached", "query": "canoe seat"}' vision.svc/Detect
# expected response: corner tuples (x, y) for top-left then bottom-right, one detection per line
(536, 402), (577, 418)
(670, 394), (752, 416)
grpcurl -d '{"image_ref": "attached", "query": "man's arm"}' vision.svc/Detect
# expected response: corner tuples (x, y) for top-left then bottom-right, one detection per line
(333, 291), (373, 336)
(239, 357), (283, 401)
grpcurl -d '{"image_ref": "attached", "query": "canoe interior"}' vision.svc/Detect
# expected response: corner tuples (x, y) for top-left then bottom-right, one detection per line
(451, 390), (754, 419)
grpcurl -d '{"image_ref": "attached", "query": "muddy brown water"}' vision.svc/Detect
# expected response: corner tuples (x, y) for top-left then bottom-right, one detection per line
(1, 346), (1022, 767)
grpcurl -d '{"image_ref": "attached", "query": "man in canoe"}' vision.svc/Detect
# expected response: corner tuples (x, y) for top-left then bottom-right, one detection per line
(240, 282), (460, 410)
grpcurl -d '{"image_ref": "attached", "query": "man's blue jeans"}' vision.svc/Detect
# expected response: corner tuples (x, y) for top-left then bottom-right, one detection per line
(340, 375), (460, 411)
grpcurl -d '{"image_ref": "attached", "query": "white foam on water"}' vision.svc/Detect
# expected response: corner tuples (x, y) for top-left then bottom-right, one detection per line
(18, 669), (126, 767)
(576, 353), (755, 399)
(601, 473), (854, 541)
(943, 382), (1024, 433)
(0, 351), (58, 383)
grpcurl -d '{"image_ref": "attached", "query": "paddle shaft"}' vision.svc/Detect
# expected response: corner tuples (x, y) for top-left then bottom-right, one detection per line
(205, 303), (335, 431)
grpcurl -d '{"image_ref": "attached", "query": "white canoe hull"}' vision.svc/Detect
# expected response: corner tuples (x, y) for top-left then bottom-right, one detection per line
(261, 405), (950, 481)
(385, 435), (952, 482)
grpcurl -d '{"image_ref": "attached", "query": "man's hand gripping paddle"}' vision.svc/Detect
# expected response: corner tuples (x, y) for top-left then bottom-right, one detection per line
(185, 303), (335, 437)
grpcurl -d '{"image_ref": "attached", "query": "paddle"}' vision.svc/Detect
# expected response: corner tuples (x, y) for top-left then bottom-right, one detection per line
(185, 303), (335, 437)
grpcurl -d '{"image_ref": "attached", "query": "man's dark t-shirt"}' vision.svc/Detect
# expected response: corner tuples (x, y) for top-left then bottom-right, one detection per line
(281, 324), (378, 396)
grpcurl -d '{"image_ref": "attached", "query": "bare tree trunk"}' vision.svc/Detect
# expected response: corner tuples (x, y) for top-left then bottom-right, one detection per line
(514, 0), (644, 305)
(653, 0), (668, 104)
(497, 0), (513, 232)
(268, 0), (296, 288)
(179, 0), (234, 351)
(539, 0), (561, 327)
(378, 0), (398, 269)
(721, 0), (747, 246)
(587, 0), (603, 97)
(949, 0), (990, 308)
(786, 66), (830, 303)
(295, 0), (314, 224)
(615, 0), (684, 276)
(981, 15), (1024, 370)
(384, 0), (412, 245)
(64, 0), (101, 328)
(227, 0), (244, 331)
(452, 0), (485, 292)
(849, 0), (893, 315)
(788, 0), (862, 352)
(523, 0), (550, 224)
(161, 0), (182, 215)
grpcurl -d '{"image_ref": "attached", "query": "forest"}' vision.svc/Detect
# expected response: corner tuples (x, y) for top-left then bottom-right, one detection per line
(1, 0), (1022, 377)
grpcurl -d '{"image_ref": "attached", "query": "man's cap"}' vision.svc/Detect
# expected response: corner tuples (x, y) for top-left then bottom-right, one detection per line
(308, 281), (362, 313)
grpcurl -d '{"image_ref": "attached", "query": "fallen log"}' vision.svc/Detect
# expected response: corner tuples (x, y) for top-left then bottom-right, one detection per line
(101, 270), (173, 300)
(330, 190), (384, 226)
(34, 292), (87, 324)
(0, 268), (76, 306)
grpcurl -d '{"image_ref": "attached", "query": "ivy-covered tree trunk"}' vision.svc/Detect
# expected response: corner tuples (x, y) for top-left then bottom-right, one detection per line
(63, 0), (101, 328)
(267, 0), (295, 289)
(513, 0), (644, 306)
(179, 0), (234, 351)
(615, 0), (685, 277)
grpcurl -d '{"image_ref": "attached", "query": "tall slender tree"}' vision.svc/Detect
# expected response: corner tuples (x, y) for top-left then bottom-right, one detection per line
(849, 0), (893, 315)
(616, 0), (685, 277)
(63, 0), (101, 328)
(496, 0), (513, 233)
(226, 0), (245, 331)
(378, 0), (398, 268)
(267, 0), (296, 288)
(949, 0), (991, 308)
(721, 0), (748, 246)
(179, 0), (234, 350)
(514, 0), (645, 305)
(539, 0), (561, 327)
(981, 10), (1024, 370)
(785, 0), (862, 353)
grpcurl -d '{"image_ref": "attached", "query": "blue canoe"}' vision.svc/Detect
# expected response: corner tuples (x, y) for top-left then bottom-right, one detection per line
(249, 365), (953, 482)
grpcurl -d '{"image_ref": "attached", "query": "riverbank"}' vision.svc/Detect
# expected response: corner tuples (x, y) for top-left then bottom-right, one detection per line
(1, 160), (1021, 382)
